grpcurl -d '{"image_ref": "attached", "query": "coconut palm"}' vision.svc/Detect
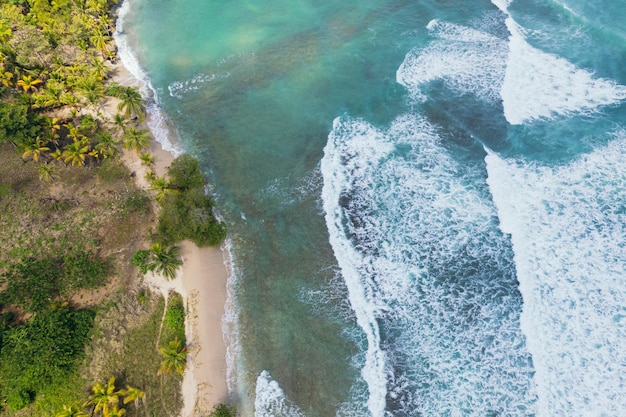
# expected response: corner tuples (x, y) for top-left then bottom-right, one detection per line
(43, 116), (62, 142)
(50, 148), (63, 161)
(158, 336), (187, 376)
(114, 86), (145, 119)
(90, 55), (108, 80)
(149, 175), (178, 203)
(146, 243), (183, 280)
(0, 69), (13, 87)
(38, 163), (58, 182)
(139, 152), (155, 166)
(93, 131), (120, 159)
(76, 76), (105, 113)
(121, 385), (146, 411)
(21, 137), (51, 162)
(106, 405), (127, 417)
(55, 403), (89, 417)
(111, 112), (128, 135)
(62, 138), (91, 166)
(61, 91), (81, 112)
(64, 122), (85, 142)
(144, 170), (156, 182)
(87, 377), (124, 416)
(17, 74), (43, 93)
(36, 80), (66, 109)
(89, 28), (110, 59)
(122, 127), (150, 153)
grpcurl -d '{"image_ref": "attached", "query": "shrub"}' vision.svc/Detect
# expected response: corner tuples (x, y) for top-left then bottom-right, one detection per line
(164, 295), (185, 335)
(155, 154), (227, 247)
(6, 389), (32, 412)
(62, 251), (109, 289)
(1, 257), (60, 313)
(168, 154), (205, 190)
(0, 253), (109, 312)
(131, 249), (150, 274)
(0, 103), (44, 145)
(0, 306), (95, 410)
(157, 187), (226, 247)
(209, 403), (238, 417)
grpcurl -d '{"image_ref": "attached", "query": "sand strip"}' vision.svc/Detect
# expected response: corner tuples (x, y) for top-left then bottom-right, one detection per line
(108, 58), (230, 416)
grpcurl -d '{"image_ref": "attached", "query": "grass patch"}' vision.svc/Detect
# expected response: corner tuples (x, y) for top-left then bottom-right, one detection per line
(164, 293), (185, 340)
(83, 292), (184, 417)
(94, 159), (130, 183)
(0, 306), (95, 414)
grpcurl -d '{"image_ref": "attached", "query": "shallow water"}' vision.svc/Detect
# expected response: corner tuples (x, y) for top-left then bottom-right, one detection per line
(119, 0), (626, 415)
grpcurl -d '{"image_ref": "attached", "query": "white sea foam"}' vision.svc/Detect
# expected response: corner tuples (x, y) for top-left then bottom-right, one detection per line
(220, 238), (239, 402)
(254, 371), (304, 417)
(397, 19), (508, 103)
(114, 1), (184, 156)
(322, 114), (536, 415)
(492, 1), (626, 124)
(485, 135), (626, 415)
(168, 72), (231, 99)
(321, 117), (393, 417)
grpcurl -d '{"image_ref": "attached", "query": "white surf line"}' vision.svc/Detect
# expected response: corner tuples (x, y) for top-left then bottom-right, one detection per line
(491, 0), (626, 125)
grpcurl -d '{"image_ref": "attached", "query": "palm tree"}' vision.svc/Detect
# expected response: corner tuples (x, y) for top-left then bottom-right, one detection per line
(50, 148), (63, 161)
(144, 170), (156, 182)
(90, 55), (108, 80)
(87, 377), (124, 416)
(121, 385), (146, 411)
(122, 127), (150, 153)
(38, 163), (58, 182)
(61, 91), (81, 115)
(94, 131), (120, 159)
(139, 152), (155, 166)
(17, 74), (43, 93)
(64, 122), (87, 142)
(21, 137), (51, 162)
(111, 112), (128, 135)
(146, 243), (183, 280)
(149, 175), (178, 203)
(106, 405), (127, 417)
(36, 80), (66, 109)
(55, 403), (89, 417)
(43, 116), (61, 142)
(0, 69), (13, 87)
(62, 138), (91, 166)
(114, 86), (145, 119)
(76, 76), (105, 114)
(158, 336), (187, 376)
(89, 28), (111, 59)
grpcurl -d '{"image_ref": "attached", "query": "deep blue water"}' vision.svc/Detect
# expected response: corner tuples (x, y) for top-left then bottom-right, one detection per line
(117, 0), (626, 415)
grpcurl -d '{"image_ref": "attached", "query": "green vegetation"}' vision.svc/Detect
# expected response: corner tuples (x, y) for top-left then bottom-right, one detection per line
(0, 0), (227, 414)
(133, 154), (227, 281)
(208, 404), (238, 417)
(0, 142), (156, 415)
(0, 305), (95, 413)
(0, 251), (108, 314)
(158, 336), (187, 376)
(164, 293), (185, 334)
(86, 294), (185, 417)
(154, 154), (227, 247)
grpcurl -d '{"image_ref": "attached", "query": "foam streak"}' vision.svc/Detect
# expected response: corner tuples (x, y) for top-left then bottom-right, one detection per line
(486, 137), (626, 415)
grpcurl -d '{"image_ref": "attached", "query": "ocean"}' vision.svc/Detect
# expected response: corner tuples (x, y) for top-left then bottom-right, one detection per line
(115, 0), (626, 415)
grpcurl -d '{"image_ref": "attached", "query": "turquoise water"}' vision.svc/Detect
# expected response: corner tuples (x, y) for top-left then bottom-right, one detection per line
(118, 0), (626, 415)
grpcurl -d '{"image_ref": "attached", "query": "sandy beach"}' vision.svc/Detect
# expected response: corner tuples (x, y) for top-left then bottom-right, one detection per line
(109, 58), (231, 416)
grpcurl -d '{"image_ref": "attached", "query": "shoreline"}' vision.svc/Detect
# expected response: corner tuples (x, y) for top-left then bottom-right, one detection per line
(110, 11), (232, 415)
